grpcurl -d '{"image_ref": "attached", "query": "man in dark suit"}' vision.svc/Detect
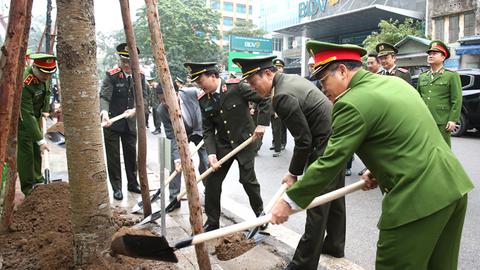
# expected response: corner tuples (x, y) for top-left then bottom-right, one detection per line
(233, 56), (346, 270)
(100, 43), (148, 200)
(184, 62), (270, 232)
(376, 42), (412, 84)
(157, 81), (208, 209)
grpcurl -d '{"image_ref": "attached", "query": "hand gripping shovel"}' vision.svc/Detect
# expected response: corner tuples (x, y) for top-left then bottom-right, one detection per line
(101, 109), (133, 127)
(131, 140), (205, 213)
(137, 136), (255, 226)
(246, 182), (289, 239)
(111, 180), (366, 262)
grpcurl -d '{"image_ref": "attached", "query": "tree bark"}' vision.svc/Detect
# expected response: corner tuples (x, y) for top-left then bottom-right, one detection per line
(56, 0), (114, 266)
(0, 0), (31, 232)
(144, 1), (212, 269)
(118, 0), (151, 217)
(0, 0), (28, 168)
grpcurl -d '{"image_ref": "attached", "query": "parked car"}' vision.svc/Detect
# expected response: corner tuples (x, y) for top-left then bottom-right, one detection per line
(411, 69), (480, 137)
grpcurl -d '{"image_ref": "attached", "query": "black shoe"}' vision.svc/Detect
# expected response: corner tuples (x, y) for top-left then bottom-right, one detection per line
(113, 190), (123, 200)
(127, 184), (141, 194)
(358, 167), (367, 176)
(170, 200), (181, 210)
(269, 146), (275, 150)
(152, 130), (160, 135)
(273, 151), (281, 157)
(346, 169), (352, 176)
(203, 223), (219, 232)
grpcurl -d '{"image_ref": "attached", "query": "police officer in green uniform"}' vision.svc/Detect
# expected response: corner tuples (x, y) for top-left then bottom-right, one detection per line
(100, 43), (148, 200)
(417, 40), (462, 147)
(271, 58), (288, 157)
(18, 53), (57, 195)
(233, 56), (346, 270)
(270, 41), (474, 270)
(184, 62), (269, 232)
(376, 42), (412, 84)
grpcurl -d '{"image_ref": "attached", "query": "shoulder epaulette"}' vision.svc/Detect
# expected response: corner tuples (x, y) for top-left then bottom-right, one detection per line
(23, 74), (34, 85)
(108, 67), (121, 76)
(397, 68), (409, 73)
(197, 90), (206, 100)
(226, 78), (241, 84)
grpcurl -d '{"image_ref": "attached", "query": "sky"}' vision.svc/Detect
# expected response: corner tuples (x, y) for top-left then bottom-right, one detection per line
(0, 0), (144, 34)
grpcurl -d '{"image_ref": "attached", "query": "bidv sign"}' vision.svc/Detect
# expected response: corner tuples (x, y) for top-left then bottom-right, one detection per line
(230, 35), (273, 53)
(299, 0), (339, 18)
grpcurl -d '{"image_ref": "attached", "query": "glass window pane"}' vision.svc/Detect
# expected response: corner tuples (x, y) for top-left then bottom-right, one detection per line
(464, 11), (475, 37)
(237, 4), (246, 13)
(224, 2), (233, 12)
(449, 15), (459, 43)
(223, 17), (233, 26)
(435, 18), (444, 40)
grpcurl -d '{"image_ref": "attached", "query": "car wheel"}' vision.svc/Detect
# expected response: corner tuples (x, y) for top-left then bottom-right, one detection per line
(452, 113), (467, 137)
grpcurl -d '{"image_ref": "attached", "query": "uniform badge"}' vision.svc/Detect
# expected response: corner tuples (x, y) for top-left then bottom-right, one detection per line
(23, 74), (33, 85)
(379, 45), (384, 50)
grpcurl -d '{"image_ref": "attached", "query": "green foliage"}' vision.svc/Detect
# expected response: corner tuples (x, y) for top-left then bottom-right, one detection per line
(97, 0), (222, 80)
(225, 20), (267, 38)
(362, 18), (425, 53)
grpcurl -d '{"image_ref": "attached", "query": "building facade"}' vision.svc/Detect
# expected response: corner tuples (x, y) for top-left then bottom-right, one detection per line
(428, 0), (480, 69)
(207, 0), (256, 47)
(271, 0), (426, 75)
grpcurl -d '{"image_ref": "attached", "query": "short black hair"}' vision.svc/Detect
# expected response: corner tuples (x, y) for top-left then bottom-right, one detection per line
(367, 52), (378, 58)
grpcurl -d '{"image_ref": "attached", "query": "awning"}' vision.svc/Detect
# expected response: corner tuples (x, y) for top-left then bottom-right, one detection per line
(274, 5), (424, 39)
(455, 44), (480, 56)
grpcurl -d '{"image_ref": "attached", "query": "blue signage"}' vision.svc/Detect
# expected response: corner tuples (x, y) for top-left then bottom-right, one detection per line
(299, 0), (339, 18)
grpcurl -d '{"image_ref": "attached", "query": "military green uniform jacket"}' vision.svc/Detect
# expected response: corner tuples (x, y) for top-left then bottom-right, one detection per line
(100, 67), (148, 133)
(286, 69), (473, 229)
(272, 73), (332, 175)
(417, 68), (462, 125)
(198, 78), (269, 165)
(379, 66), (412, 85)
(19, 67), (51, 142)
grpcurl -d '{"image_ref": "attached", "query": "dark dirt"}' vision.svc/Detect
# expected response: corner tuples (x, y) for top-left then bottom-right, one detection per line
(0, 182), (178, 270)
(214, 232), (256, 261)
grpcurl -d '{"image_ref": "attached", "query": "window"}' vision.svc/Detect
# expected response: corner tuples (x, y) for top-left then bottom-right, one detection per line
(249, 5), (253, 15)
(273, 37), (283, 51)
(460, 75), (472, 89)
(449, 15), (459, 43)
(224, 2), (233, 12)
(223, 17), (233, 26)
(287, 36), (294, 49)
(434, 17), (444, 40)
(211, 0), (220, 10)
(464, 11), (475, 37)
(237, 4), (246, 13)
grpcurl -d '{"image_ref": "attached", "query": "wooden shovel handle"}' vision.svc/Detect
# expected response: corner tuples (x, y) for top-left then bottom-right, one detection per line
(42, 117), (50, 170)
(263, 183), (288, 214)
(175, 136), (254, 200)
(164, 140), (204, 186)
(190, 180), (365, 246)
(101, 109), (134, 127)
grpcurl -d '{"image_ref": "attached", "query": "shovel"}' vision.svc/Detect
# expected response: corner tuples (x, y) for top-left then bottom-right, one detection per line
(246, 182), (288, 239)
(137, 136), (255, 226)
(131, 140), (205, 213)
(111, 180), (366, 262)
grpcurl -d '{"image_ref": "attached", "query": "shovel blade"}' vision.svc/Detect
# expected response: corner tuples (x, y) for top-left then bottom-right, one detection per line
(111, 234), (178, 263)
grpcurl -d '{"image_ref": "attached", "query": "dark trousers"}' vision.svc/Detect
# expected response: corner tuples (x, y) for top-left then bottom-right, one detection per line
(169, 140), (209, 202)
(291, 172), (346, 269)
(145, 112), (150, 127)
(152, 104), (162, 131)
(17, 134), (44, 195)
(103, 128), (138, 191)
(271, 116), (286, 152)
(204, 157), (263, 225)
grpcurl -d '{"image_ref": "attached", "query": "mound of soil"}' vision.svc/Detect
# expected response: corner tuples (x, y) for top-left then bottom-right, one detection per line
(214, 232), (255, 261)
(0, 182), (177, 270)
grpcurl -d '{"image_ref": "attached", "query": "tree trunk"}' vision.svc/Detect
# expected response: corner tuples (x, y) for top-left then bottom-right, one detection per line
(0, 0), (28, 168)
(118, 0), (151, 217)
(0, 0), (31, 232)
(56, 0), (114, 266)
(144, 1), (212, 269)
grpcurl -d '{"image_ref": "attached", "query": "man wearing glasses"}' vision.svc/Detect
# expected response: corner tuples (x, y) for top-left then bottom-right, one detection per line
(233, 56), (346, 270)
(271, 41), (473, 270)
